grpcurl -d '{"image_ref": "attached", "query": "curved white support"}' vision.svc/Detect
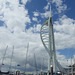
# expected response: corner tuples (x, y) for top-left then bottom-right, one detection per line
(40, 18), (66, 73)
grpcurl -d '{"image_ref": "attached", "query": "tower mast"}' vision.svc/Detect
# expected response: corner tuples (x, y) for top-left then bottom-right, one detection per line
(48, 2), (56, 73)
(40, 0), (66, 73)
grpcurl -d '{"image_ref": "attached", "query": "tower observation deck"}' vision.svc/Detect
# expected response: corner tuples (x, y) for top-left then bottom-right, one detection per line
(40, 2), (66, 73)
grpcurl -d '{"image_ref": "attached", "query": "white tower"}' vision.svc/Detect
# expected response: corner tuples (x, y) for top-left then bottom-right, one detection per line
(40, 3), (66, 73)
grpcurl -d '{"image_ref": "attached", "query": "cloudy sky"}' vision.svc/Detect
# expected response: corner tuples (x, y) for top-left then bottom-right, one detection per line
(0, 0), (75, 72)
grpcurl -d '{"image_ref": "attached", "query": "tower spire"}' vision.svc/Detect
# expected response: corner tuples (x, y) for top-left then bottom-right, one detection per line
(50, 2), (52, 18)
(40, 0), (66, 73)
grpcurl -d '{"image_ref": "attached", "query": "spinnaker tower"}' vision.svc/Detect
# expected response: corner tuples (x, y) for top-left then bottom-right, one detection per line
(40, 2), (66, 73)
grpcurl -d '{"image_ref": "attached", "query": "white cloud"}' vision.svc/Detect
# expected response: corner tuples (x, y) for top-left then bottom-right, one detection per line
(32, 17), (38, 22)
(33, 11), (39, 17)
(54, 15), (75, 50)
(33, 24), (41, 32)
(36, 24), (41, 32)
(44, 2), (50, 11)
(52, 0), (63, 6)
(21, 0), (31, 5)
(0, 0), (32, 71)
(52, 0), (67, 13)
(40, 11), (50, 18)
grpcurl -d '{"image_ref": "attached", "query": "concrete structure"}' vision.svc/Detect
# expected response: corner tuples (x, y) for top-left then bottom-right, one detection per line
(40, 2), (66, 73)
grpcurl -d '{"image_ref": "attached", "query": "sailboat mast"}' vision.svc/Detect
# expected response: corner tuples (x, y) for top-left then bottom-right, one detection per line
(0, 45), (8, 71)
(34, 53), (37, 75)
(24, 43), (29, 73)
(9, 46), (14, 72)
